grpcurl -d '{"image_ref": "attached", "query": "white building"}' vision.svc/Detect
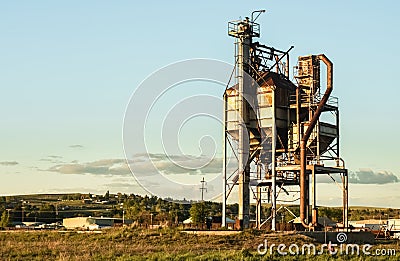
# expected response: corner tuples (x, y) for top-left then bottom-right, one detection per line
(387, 219), (400, 239)
(63, 217), (131, 230)
(348, 219), (386, 231)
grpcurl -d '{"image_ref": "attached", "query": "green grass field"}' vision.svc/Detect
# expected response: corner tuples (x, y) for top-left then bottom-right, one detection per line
(0, 228), (399, 260)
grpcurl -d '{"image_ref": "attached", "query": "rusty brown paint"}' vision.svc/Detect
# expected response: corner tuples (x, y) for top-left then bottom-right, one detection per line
(300, 54), (333, 228)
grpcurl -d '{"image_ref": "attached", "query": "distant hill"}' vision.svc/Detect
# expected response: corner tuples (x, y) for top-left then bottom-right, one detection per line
(1, 193), (399, 225)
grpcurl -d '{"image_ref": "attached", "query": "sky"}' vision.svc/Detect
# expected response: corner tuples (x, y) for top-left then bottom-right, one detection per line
(1, 1), (400, 208)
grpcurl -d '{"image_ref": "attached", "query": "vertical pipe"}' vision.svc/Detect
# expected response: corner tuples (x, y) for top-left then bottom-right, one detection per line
(296, 87), (301, 150)
(316, 122), (320, 164)
(336, 108), (340, 167)
(222, 94), (227, 228)
(300, 54), (333, 228)
(312, 208), (318, 226)
(237, 34), (245, 229)
(286, 53), (290, 78)
(311, 167), (316, 225)
(343, 170), (348, 231)
(271, 89), (277, 231)
(296, 85), (301, 221)
(287, 97), (291, 160)
(237, 21), (251, 229)
(256, 163), (262, 229)
(345, 171), (348, 230)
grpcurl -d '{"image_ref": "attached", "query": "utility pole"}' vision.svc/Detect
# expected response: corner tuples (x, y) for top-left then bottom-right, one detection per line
(120, 203), (125, 225)
(6, 209), (11, 227)
(200, 177), (207, 201)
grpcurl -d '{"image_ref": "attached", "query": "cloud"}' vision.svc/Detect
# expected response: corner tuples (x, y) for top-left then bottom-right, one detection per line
(128, 153), (236, 176)
(39, 155), (64, 164)
(349, 169), (399, 184)
(69, 144), (84, 149)
(47, 159), (130, 176)
(317, 169), (399, 184)
(47, 153), (236, 186)
(44, 154), (230, 201)
(105, 182), (139, 189)
(48, 155), (63, 159)
(0, 161), (18, 166)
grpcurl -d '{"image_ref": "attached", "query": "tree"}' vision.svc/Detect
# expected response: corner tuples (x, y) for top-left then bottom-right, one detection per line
(190, 202), (208, 224)
(37, 204), (56, 222)
(319, 207), (343, 222)
(0, 211), (10, 228)
(104, 190), (110, 201)
(125, 204), (142, 221)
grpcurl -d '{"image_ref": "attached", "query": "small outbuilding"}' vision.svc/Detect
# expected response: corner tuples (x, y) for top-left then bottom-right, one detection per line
(63, 217), (132, 230)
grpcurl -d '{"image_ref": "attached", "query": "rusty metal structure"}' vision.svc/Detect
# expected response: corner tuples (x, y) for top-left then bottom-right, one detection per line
(222, 11), (348, 231)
